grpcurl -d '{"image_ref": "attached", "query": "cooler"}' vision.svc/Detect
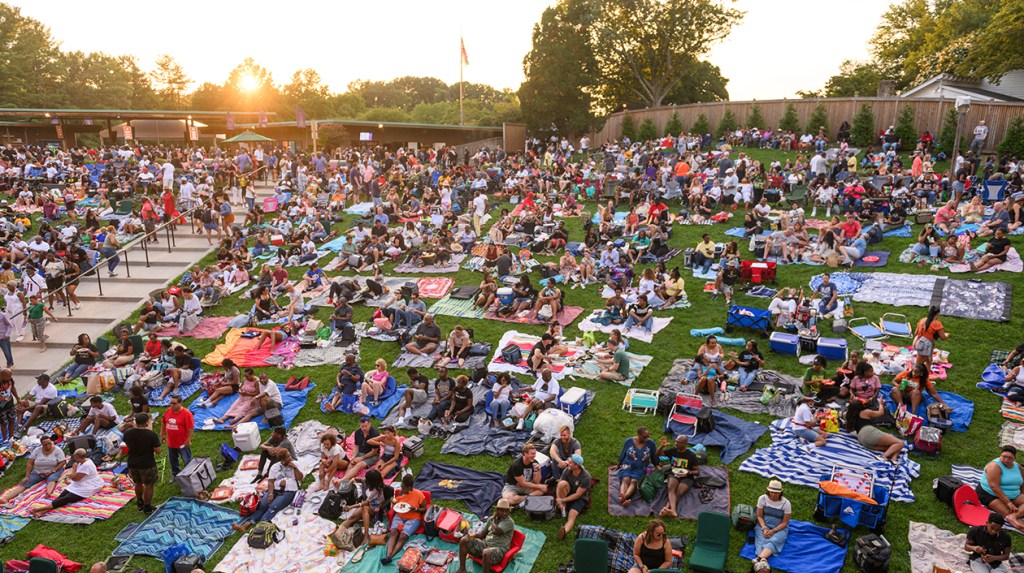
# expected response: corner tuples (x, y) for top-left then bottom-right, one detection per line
(769, 332), (800, 356)
(232, 421), (262, 452)
(534, 451), (552, 482)
(799, 331), (820, 353)
(818, 337), (848, 361)
(558, 387), (588, 421)
(496, 287), (515, 306)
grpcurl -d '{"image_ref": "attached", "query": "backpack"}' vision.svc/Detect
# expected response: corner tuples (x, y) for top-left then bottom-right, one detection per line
(639, 469), (667, 502)
(731, 504), (756, 531)
(523, 495), (557, 521)
(696, 407), (715, 434)
(854, 534), (891, 573)
(397, 546), (423, 573)
(318, 490), (346, 520)
(247, 521), (284, 549)
(501, 343), (523, 365)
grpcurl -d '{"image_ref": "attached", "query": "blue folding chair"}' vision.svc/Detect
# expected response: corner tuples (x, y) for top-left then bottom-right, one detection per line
(879, 313), (911, 338)
(848, 317), (886, 342)
(983, 180), (1008, 203)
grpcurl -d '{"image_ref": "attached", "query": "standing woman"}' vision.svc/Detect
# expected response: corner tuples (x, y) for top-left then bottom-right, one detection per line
(752, 480), (792, 571)
(627, 519), (673, 573)
(63, 258), (82, 310)
(913, 305), (948, 369)
(101, 225), (121, 278)
(4, 281), (26, 342)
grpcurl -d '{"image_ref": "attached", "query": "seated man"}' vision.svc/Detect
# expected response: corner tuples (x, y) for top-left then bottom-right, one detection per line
(656, 434), (701, 518)
(132, 300), (164, 334)
(384, 291), (427, 330)
(380, 474), (428, 566)
(599, 339), (632, 383)
(396, 368), (430, 425)
(530, 280), (561, 321)
(71, 396), (118, 437)
(330, 297), (354, 331)
(555, 454), (592, 540)
(403, 314), (441, 355)
(976, 201), (1010, 238)
(426, 366), (455, 421)
(501, 443), (548, 506)
(251, 425), (296, 483)
(454, 499), (516, 573)
(762, 228), (797, 263)
(326, 354), (364, 412)
(340, 416), (381, 482)
(529, 334), (558, 372)
(30, 448), (104, 517)
(16, 374), (59, 429)
(815, 272), (839, 317)
(965, 512), (1012, 573)
(624, 294), (654, 333)
(160, 346), (196, 402)
(232, 450), (303, 533)
(512, 368), (560, 430)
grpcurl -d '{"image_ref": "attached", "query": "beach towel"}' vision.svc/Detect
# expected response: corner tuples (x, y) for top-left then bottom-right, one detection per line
(738, 417), (920, 502)
(578, 310), (673, 344)
(1003, 399), (1024, 423)
(482, 305), (586, 328)
(0, 514), (29, 539)
(739, 520), (848, 573)
(880, 383), (974, 432)
(394, 253), (467, 274)
(606, 465), (730, 519)
(193, 383), (312, 431)
(416, 277), (455, 299)
(202, 328), (276, 367)
(427, 295), (489, 320)
(0, 469), (135, 524)
(725, 227), (768, 238)
(666, 407), (768, 464)
(112, 498), (240, 560)
(414, 462), (505, 519)
(950, 247), (1024, 274)
(908, 521), (1024, 573)
(155, 316), (234, 339)
(692, 266), (718, 280)
(292, 345), (356, 368)
(319, 381), (406, 420)
(853, 251), (890, 267)
(344, 202), (375, 216)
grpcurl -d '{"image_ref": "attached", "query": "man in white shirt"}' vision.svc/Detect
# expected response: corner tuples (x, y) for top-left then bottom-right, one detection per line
(26, 236), (50, 262)
(161, 161), (175, 190)
(179, 178), (196, 211)
(73, 395), (118, 436)
(970, 120), (989, 155)
(809, 151), (828, 177)
(257, 373), (283, 414)
(17, 373), (58, 428)
(472, 191), (487, 235)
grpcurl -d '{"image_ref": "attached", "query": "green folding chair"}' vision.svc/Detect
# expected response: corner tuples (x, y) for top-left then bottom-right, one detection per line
(28, 558), (59, 573)
(573, 538), (609, 573)
(95, 336), (110, 355)
(687, 511), (731, 572)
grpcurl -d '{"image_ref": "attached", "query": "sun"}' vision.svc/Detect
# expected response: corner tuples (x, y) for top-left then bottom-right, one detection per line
(239, 73), (260, 92)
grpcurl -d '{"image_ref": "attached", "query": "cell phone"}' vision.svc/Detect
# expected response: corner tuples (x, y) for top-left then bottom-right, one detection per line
(106, 555), (131, 571)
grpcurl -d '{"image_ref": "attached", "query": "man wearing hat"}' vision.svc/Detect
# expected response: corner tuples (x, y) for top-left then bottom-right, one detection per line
(454, 498), (516, 573)
(966, 512), (1011, 572)
(555, 454), (592, 540)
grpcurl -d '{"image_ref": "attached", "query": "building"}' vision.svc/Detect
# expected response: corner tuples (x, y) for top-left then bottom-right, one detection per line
(899, 71), (1024, 103)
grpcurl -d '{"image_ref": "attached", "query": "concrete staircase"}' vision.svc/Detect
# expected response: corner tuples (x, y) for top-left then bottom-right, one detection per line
(10, 185), (272, 392)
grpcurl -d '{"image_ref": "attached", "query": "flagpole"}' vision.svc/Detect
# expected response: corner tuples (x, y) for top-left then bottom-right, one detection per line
(459, 35), (465, 126)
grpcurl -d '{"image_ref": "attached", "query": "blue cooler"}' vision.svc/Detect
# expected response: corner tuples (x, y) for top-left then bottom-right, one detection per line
(558, 387), (588, 421)
(817, 337), (848, 361)
(769, 332), (800, 356)
(496, 287), (515, 306)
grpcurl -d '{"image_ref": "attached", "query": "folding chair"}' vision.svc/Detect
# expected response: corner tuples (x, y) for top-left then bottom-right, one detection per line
(622, 388), (660, 416)
(688, 511), (730, 572)
(847, 317), (886, 342)
(573, 538), (609, 573)
(666, 393), (703, 437)
(982, 180), (1008, 203)
(879, 313), (911, 338)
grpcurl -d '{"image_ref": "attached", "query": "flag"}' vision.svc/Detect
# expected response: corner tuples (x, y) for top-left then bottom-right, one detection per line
(226, 112), (235, 130)
(258, 109), (268, 128)
(296, 106), (306, 129)
(460, 37), (469, 66)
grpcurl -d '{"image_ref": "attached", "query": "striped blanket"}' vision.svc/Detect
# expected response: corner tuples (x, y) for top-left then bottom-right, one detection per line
(1002, 399), (1024, 423)
(487, 331), (580, 380)
(738, 417), (921, 502)
(0, 469), (135, 524)
(428, 295), (489, 320)
(1001, 421), (1024, 449)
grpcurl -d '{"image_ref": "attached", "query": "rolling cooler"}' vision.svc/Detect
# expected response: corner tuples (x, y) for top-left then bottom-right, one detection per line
(813, 466), (891, 533)
(725, 305), (771, 336)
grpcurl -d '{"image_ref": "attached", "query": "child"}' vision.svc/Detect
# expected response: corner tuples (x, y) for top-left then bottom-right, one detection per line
(26, 294), (57, 351)
(361, 358), (390, 404)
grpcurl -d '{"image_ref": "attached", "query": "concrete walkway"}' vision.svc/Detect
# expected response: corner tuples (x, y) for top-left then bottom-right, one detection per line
(10, 185), (273, 393)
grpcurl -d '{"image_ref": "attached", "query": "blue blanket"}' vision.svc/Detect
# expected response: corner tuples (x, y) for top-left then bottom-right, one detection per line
(692, 267), (718, 280)
(739, 520), (848, 573)
(414, 462), (505, 519)
(880, 384), (974, 432)
(853, 251), (890, 267)
(936, 223), (982, 237)
(319, 383), (407, 420)
(191, 383), (313, 430)
(149, 370), (204, 408)
(319, 235), (349, 252)
(739, 418), (921, 502)
(666, 407), (767, 464)
(112, 497), (241, 560)
(883, 224), (913, 237)
(591, 211), (629, 225)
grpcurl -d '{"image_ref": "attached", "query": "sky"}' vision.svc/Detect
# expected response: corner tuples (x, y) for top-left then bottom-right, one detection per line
(11, 0), (894, 102)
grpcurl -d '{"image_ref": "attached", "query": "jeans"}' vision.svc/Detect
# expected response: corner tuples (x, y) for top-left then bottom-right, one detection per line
(101, 247), (120, 273)
(970, 559), (1007, 573)
(694, 252), (713, 273)
(169, 446), (193, 475)
(738, 367), (758, 390)
(819, 300), (838, 317)
(0, 337), (11, 366)
(62, 362), (91, 382)
(916, 190), (936, 205)
(246, 197), (255, 211)
(492, 398), (511, 421)
(246, 490), (295, 525)
(882, 142), (898, 153)
(843, 197), (862, 212)
(331, 319), (352, 331)
(625, 315), (653, 332)
(393, 309), (421, 330)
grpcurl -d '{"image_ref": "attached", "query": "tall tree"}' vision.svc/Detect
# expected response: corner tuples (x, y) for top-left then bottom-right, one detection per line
(746, 105), (765, 129)
(223, 58), (279, 112)
(806, 104), (830, 136)
(950, 0), (1024, 81)
(153, 54), (191, 109)
(778, 103), (800, 132)
(282, 68), (333, 119)
(190, 82), (225, 111)
(0, 4), (63, 107)
(590, 0), (742, 109)
(850, 104), (877, 147)
(820, 60), (883, 98)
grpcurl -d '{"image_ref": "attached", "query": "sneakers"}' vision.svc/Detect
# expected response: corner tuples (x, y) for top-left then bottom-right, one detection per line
(516, 418), (524, 431)
(396, 415), (406, 426)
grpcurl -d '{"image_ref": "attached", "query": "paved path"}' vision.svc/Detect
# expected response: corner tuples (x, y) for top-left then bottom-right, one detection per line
(11, 185), (273, 393)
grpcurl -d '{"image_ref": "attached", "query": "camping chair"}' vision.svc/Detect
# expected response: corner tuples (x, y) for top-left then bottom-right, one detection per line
(663, 180), (682, 200)
(113, 199), (134, 216)
(667, 393), (703, 437)
(573, 538), (609, 573)
(470, 528), (526, 572)
(879, 313), (911, 338)
(953, 484), (991, 527)
(622, 388), (660, 416)
(95, 336), (110, 355)
(128, 334), (144, 359)
(982, 180), (1008, 203)
(847, 317), (886, 342)
(687, 511), (730, 572)
(784, 184), (808, 205)
(28, 559), (58, 573)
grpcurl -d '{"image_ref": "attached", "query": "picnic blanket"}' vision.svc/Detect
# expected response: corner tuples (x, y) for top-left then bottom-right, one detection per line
(0, 469), (135, 524)
(148, 372), (205, 407)
(725, 227), (769, 238)
(883, 224), (913, 237)
(213, 489), (339, 573)
(414, 462), (505, 519)
(659, 359), (802, 418)
(738, 520), (848, 573)
(202, 328), (276, 367)
(853, 251), (890, 267)
(318, 384), (406, 420)
(738, 417), (921, 502)
(573, 350), (653, 388)
(155, 316), (234, 339)
(939, 277), (1013, 322)
(606, 465), (730, 519)
(909, 520), (1024, 573)
(577, 310), (674, 344)
(880, 383), (974, 432)
(577, 524), (686, 573)
(1003, 399), (1024, 423)
(0, 514), (30, 539)
(416, 276), (455, 299)
(487, 331), (582, 380)
(666, 407), (768, 464)
(193, 383), (312, 431)
(440, 410), (534, 457)
(394, 253), (467, 274)
(950, 247), (1024, 273)
(381, 385), (488, 429)
(292, 345), (356, 368)
(111, 497), (240, 560)
(1001, 421), (1024, 449)
(482, 304), (586, 328)
(427, 294), (489, 320)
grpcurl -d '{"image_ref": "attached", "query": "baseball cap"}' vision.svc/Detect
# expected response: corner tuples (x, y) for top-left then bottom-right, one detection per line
(571, 454), (584, 466)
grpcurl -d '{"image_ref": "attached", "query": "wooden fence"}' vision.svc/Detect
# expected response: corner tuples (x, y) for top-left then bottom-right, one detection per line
(590, 97), (1024, 151)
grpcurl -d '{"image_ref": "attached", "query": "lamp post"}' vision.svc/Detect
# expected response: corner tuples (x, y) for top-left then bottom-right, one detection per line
(950, 95), (971, 179)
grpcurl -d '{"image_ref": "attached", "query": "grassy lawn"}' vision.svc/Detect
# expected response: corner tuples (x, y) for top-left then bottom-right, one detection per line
(0, 147), (1014, 572)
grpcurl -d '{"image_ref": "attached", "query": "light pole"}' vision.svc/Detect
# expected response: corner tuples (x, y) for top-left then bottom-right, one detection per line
(950, 95), (971, 178)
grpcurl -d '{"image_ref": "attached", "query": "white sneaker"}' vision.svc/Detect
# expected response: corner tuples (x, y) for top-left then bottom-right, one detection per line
(515, 418), (524, 431)
(397, 416), (406, 426)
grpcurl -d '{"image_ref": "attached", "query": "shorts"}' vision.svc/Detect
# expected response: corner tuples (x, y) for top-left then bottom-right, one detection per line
(204, 222), (218, 230)
(24, 470), (62, 488)
(178, 369), (194, 381)
(408, 388), (429, 407)
(0, 404), (15, 426)
(668, 474), (696, 490)
(502, 484), (531, 497)
(719, 284), (733, 296)
(976, 484), (1002, 508)
(390, 515), (421, 537)
(266, 399), (283, 411)
(466, 538), (506, 563)
(793, 427), (819, 442)
(565, 497), (588, 515)
(129, 466), (159, 485)
(358, 453), (379, 467)
(855, 425), (886, 448)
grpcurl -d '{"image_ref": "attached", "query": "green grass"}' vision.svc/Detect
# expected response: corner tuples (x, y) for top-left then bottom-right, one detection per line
(0, 151), (1013, 572)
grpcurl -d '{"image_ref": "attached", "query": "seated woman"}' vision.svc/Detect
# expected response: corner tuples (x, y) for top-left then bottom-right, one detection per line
(490, 373), (514, 427)
(197, 359), (240, 408)
(339, 469), (393, 539)
(252, 288), (279, 322)
(1005, 363), (1024, 404)
(734, 340), (765, 391)
(546, 322), (569, 355)
(742, 211), (764, 238)
(531, 280), (561, 320)
(211, 368), (260, 427)
(503, 275), (536, 317)
(159, 347), (196, 402)
(102, 330), (136, 368)
(845, 397), (904, 463)
(475, 273), (499, 310)
(317, 433), (349, 491)
(545, 222), (568, 253)
(437, 325), (472, 369)
(255, 322), (298, 353)
(0, 434), (65, 507)
(616, 426), (659, 507)
(655, 267), (686, 308)
(627, 519), (673, 573)
(751, 480), (792, 572)
(579, 248), (596, 284)
(977, 446), (1024, 530)
(792, 395), (827, 448)
(849, 361), (881, 403)
(635, 267), (665, 308)
(30, 448), (104, 517)
(367, 425), (403, 478)
(971, 228), (1011, 272)
(961, 195), (985, 224)
(890, 363), (948, 413)
(838, 232), (869, 265)
(942, 235), (965, 264)
(361, 358), (391, 404)
(623, 207), (641, 237)
(232, 450), (303, 533)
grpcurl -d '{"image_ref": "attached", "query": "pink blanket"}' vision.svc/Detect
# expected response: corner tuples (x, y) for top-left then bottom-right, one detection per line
(417, 277), (455, 299)
(157, 316), (234, 339)
(949, 247), (1024, 274)
(484, 305), (585, 327)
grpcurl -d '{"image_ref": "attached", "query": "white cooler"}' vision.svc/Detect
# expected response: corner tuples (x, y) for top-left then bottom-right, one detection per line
(232, 421), (262, 452)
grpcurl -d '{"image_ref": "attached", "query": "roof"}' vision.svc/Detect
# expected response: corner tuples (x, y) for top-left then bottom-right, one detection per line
(236, 118), (501, 130)
(953, 86), (1024, 103)
(223, 130), (274, 143)
(0, 108), (271, 120)
(900, 72), (1024, 102)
